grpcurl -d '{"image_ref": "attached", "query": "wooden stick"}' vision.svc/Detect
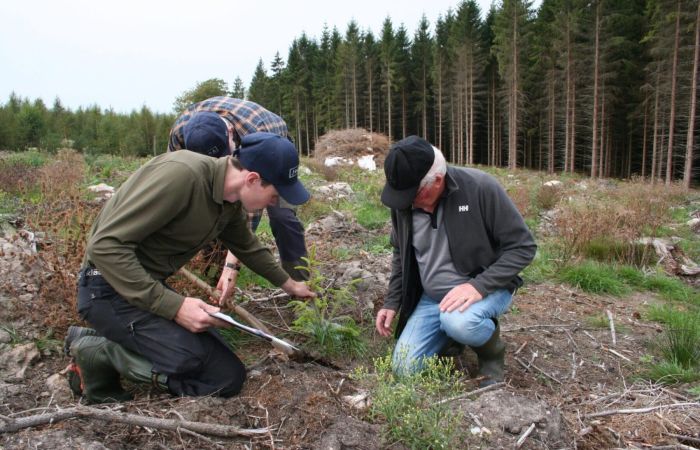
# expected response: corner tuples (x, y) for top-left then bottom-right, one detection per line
(178, 267), (271, 334)
(663, 432), (700, 446)
(513, 341), (528, 355)
(514, 356), (562, 384)
(647, 446), (700, 450)
(0, 405), (272, 437)
(606, 309), (616, 346)
(585, 402), (700, 418)
(435, 382), (505, 405)
(603, 346), (632, 362)
(655, 412), (682, 431)
(516, 423), (536, 448)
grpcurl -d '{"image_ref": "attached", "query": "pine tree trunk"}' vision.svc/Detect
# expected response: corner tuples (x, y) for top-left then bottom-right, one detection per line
(642, 101), (648, 179)
(509, 10), (519, 170)
(666, 0), (681, 185)
(683, 0), (700, 189)
(296, 97), (302, 154)
(402, 89), (407, 139)
(488, 74), (492, 166)
(549, 80), (555, 174)
(570, 79), (576, 172)
(345, 87), (350, 129)
(651, 72), (661, 183)
(599, 90), (606, 178)
(437, 59), (443, 150)
(658, 121), (666, 181)
(469, 63), (474, 165)
(352, 62), (357, 128)
(422, 66), (428, 139)
(565, 21), (572, 173)
(387, 76), (392, 141)
(368, 61), (374, 131)
(591, 0), (601, 178)
(305, 104), (311, 157)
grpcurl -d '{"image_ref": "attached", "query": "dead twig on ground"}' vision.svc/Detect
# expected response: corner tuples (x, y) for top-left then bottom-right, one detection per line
(435, 382), (505, 405)
(645, 446), (700, 450)
(606, 310), (617, 346)
(571, 353), (578, 380)
(514, 340), (528, 355)
(516, 422), (536, 448)
(0, 405), (273, 437)
(505, 324), (578, 332)
(655, 412), (682, 432)
(514, 356), (563, 384)
(603, 346), (633, 363)
(584, 402), (700, 418)
(663, 432), (700, 446)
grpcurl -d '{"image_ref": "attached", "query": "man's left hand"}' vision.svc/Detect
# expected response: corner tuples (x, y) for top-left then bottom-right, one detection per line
(440, 283), (483, 313)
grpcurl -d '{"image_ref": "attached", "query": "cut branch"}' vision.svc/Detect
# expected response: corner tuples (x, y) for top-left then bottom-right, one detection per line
(0, 406), (272, 437)
(585, 402), (700, 418)
(516, 423), (536, 448)
(515, 356), (562, 384)
(606, 310), (616, 346)
(435, 382), (505, 405)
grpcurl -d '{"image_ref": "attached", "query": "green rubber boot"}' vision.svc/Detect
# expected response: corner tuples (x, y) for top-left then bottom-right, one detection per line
(470, 320), (506, 388)
(68, 336), (133, 404)
(68, 336), (169, 404)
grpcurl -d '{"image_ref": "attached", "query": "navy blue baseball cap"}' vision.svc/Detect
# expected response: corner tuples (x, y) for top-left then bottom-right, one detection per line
(183, 112), (231, 158)
(381, 135), (435, 210)
(235, 132), (310, 205)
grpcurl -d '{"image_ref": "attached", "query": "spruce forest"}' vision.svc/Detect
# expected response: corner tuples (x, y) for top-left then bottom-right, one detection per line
(1, 0), (699, 187)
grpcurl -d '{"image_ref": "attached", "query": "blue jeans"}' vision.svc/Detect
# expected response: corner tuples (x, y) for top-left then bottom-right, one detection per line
(393, 289), (512, 375)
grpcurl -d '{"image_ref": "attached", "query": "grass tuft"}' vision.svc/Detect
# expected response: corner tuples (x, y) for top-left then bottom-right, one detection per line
(353, 354), (468, 449)
(558, 261), (630, 296)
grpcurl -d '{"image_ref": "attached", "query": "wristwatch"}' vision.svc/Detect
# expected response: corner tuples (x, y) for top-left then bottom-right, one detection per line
(225, 262), (241, 271)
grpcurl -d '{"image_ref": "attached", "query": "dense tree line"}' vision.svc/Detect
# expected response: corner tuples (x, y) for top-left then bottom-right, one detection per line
(0, 0), (697, 186)
(247, 0), (698, 186)
(0, 94), (174, 157)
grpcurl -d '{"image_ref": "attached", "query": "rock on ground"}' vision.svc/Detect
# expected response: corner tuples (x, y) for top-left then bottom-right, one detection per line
(457, 389), (566, 448)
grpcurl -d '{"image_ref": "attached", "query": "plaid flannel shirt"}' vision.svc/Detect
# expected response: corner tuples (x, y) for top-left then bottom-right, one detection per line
(168, 97), (289, 152)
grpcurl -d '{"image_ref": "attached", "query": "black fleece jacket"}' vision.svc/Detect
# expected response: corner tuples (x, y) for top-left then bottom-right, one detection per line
(384, 166), (537, 335)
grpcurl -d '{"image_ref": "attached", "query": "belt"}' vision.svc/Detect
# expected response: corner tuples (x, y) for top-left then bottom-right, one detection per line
(83, 267), (102, 277)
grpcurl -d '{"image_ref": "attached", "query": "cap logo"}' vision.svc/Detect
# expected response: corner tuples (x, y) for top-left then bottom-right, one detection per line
(289, 166), (298, 180)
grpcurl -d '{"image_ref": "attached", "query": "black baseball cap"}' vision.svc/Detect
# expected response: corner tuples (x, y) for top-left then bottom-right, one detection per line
(381, 135), (435, 210)
(235, 132), (310, 205)
(183, 112), (231, 158)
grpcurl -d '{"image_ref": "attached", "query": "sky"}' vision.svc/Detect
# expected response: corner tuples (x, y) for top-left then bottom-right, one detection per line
(0, 0), (535, 115)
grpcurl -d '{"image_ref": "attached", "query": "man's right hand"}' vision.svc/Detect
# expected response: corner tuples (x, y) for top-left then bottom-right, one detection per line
(375, 308), (397, 337)
(174, 297), (221, 333)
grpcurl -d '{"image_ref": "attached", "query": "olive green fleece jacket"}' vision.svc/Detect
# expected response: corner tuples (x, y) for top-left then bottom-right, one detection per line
(83, 151), (289, 320)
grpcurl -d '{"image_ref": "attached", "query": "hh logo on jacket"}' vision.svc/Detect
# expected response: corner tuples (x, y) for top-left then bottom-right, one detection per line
(458, 205), (469, 212)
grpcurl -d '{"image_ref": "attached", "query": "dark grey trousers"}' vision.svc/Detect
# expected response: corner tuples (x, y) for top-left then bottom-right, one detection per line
(77, 268), (245, 397)
(251, 205), (307, 262)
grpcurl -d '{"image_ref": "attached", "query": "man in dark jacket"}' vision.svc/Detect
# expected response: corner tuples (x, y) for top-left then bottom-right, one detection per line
(375, 136), (536, 386)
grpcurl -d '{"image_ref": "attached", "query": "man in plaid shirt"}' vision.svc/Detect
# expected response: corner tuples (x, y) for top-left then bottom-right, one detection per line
(169, 97), (309, 304)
